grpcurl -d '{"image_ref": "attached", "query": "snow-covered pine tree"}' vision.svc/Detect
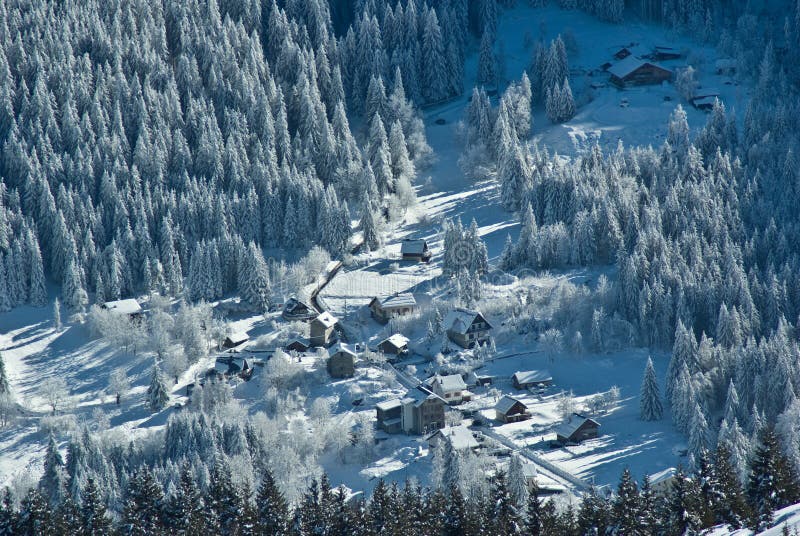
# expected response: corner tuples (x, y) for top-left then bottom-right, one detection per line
(148, 366), (170, 412)
(507, 454), (529, 507)
(39, 433), (66, 507)
(62, 259), (88, 312)
(238, 242), (271, 312)
(360, 204), (382, 253)
(747, 427), (800, 531)
(477, 31), (496, 88)
(639, 357), (663, 421)
(688, 401), (710, 459)
(256, 469), (290, 534)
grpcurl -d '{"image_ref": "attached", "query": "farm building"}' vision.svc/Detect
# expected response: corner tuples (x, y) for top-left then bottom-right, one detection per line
(282, 297), (316, 321)
(444, 308), (493, 349)
(310, 312), (338, 347)
(427, 425), (480, 452)
(608, 57), (672, 87)
(376, 399), (403, 434)
(495, 396), (531, 423)
(715, 58), (736, 75)
(425, 374), (469, 404)
(650, 45), (682, 61)
(512, 370), (553, 390)
(101, 299), (143, 320)
(327, 342), (357, 378)
(377, 334), (409, 356)
(400, 385), (446, 435)
(210, 356), (252, 379)
(690, 90), (720, 111)
(400, 239), (432, 262)
(613, 46), (633, 60)
(285, 337), (310, 353)
(223, 332), (249, 349)
(369, 293), (418, 323)
(649, 467), (678, 496)
(555, 415), (600, 445)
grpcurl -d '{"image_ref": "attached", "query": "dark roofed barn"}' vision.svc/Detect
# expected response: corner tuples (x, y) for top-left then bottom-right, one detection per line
(608, 57), (672, 87)
(400, 239), (431, 262)
(556, 415), (600, 445)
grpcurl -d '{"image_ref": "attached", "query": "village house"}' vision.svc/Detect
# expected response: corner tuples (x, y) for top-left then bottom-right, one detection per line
(377, 334), (410, 357)
(427, 425), (480, 452)
(555, 414), (600, 445)
(608, 56), (672, 87)
(101, 299), (143, 320)
(444, 308), (492, 349)
(400, 385), (446, 435)
(376, 399), (403, 434)
(223, 331), (249, 349)
(369, 293), (418, 323)
(327, 342), (357, 378)
(285, 337), (310, 353)
(512, 370), (553, 390)
(495, 396), (531, 423)
(425, 374), (470, 404)
(282, 297), (316, 321)
(310, 311), (338, 347)
(650, 45), (682, 61)
(210, 356), (252, 379)
(400, 239), (432, 262)
(690, 89), (721, 111)
(648, 467), (678, 496)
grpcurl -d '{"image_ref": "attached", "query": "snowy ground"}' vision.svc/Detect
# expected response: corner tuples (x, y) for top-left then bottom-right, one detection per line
(0, 0), (750, 507)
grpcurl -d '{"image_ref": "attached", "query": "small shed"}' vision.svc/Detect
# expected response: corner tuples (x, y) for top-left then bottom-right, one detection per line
(512, 370), (553, 390)
(495, 396), (531, 423)
(400, 239), (432, 262)
(555, 415), (600, 445)
(101, 299), (143, 319)
(223, 332), (249, 349)
(310, 312), (338, 347)
(377, 334), (410, 356)
(428, 425), (480, 451)
(327, 342), (357, 378)
(369, 293), (418, 323)
(608, 57), (672, 87)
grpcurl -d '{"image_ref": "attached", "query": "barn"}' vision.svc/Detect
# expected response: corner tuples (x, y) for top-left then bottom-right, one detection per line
(608, 57), (672, 87)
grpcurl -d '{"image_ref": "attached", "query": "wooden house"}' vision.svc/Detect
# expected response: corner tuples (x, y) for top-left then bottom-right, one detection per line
(425, 374), (469, 404)
(400, 239), (432, 262)
(427, 425), (480, 451)
(376, 399), (403, 434)
(327, 342), (357, 378)
(651, 45), (682, 61)
(377, 334), (409, 356)
(101, 299), (143, 320)
(310, 312), (338, 347)
(400, 385), (446, 435)
(613, 46), (633, 60)
(369, 293), (418, 323)
(444, 308), (492, 349)
(223, 332), (249, 349)
(495, 396), (531, 423)
(555, 415), (600, 445)
(285, 337), (310, 353)
(608, 57), (672, 87)
(512, 370), (553, 390)
(690, 90), (720, 111)
(282, 297), (316, 321)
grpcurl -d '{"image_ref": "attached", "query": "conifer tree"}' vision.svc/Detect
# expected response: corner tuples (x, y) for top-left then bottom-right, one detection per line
(39, 433), (66, 507)
(80, 478), (112, 536)
(613, 468), (641, 533)
(0, 488), (15, 535)
(477, 32), (496, 88)
(166, 463), (207, 535)
(490, 470), (521, 535)
(17, 488), (52, 535)
(507, 454), (528, 507)
(666, 467), (701, 535)
(713, 444), (750, 528)
(122, 467), (165, 534)
(639, 357), (663, 421)
(0, 353), (10, 396)
(747, 427), (800, 530)
(256, 469), (289, 535)
(148, 365), (170, 412)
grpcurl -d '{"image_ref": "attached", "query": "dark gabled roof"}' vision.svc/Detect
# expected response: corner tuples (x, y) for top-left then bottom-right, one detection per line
(608, 57), (672, 79)
(555, 415), (600, 439)
(495, 395), (527, 414)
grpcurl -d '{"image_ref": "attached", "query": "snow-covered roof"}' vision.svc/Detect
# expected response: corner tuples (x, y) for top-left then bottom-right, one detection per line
(373, 293), (417, 310)
(649, 467), (677, 486)
(692, 96), (718, 108)
(608, 56), (671, 79)
(381, 333), (409, 349)
(376, 399), (403, 412)
(400, 239), (428, 255)
(521, 462), (537, 479)
(444, 308), (490, 335)
(426, 374), (467, 393)
(225, 332), (249, 345)
(513, 370), (552, 385)
(313, 311), (338, 328)
(556, 416), (600, 439)
(102, 298), (142, 315)
(329, 342), (357, 358)
(495, 395), (527, 415)
(430, 425), (479, 451)
(286, 337), (310, 348)
(693, 88), (720, 99)
(284, 297), (312, 313)
(402, 385), (445, 407)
